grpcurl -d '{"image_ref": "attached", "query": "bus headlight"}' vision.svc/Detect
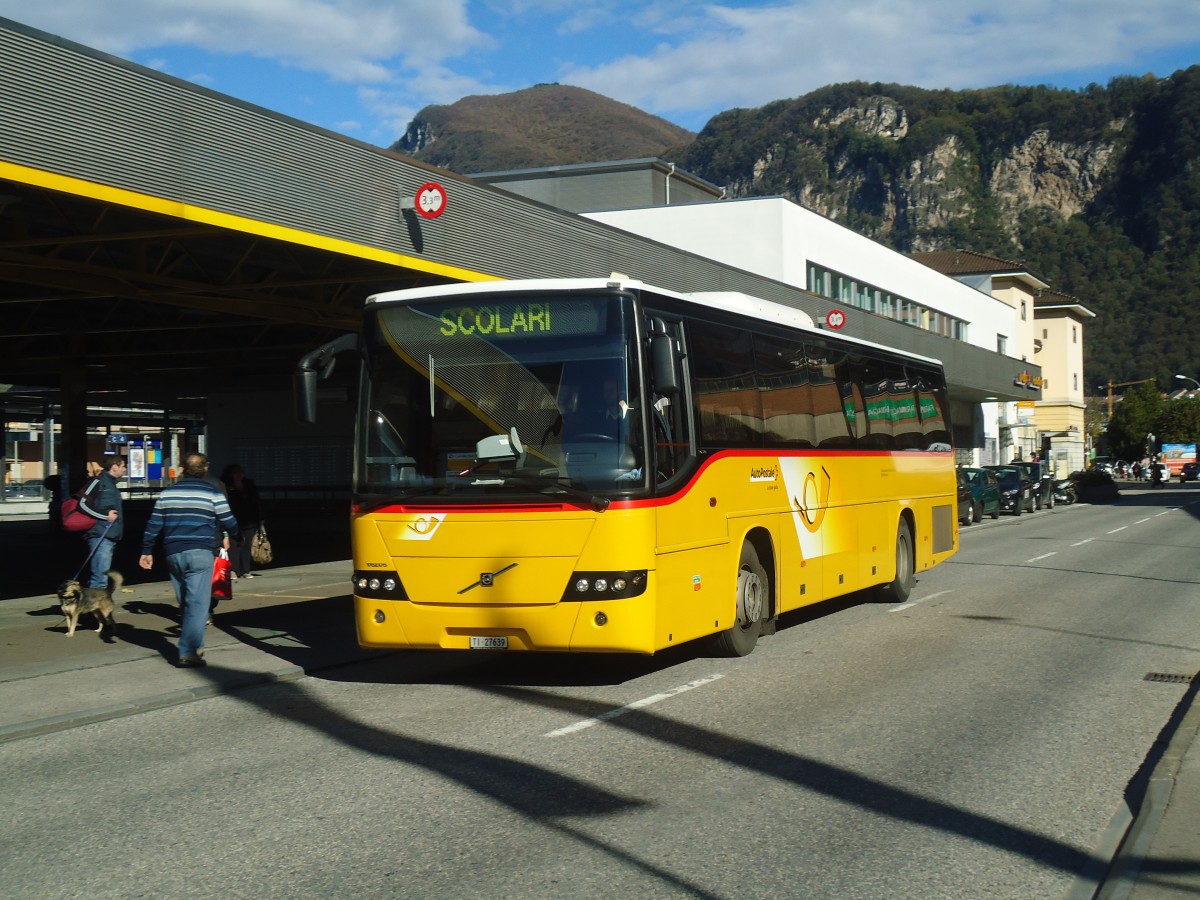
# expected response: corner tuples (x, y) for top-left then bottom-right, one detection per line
(562, 570), (647, 601)
(353, 570), (408, 600)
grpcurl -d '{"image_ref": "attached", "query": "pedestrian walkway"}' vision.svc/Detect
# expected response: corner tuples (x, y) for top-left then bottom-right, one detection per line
(0, 554), (1197, 898)
(0, 558), (376, 742)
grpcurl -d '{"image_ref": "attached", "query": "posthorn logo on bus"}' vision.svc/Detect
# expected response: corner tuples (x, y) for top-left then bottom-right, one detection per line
(402, 515), (445, 540)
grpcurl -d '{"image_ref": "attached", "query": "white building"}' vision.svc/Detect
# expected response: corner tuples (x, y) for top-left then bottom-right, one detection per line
(585, 196), (1029, 465)
(475, 158), (1087, 468)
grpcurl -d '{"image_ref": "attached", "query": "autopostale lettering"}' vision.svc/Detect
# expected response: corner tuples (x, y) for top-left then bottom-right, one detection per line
(439, 303), (551, 337)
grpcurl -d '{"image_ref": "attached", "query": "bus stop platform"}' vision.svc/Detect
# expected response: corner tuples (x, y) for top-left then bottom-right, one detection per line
(0, 557), (376, 743)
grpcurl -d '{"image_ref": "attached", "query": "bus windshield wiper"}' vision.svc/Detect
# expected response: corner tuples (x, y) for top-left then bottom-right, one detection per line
(500, 474), (611, 511)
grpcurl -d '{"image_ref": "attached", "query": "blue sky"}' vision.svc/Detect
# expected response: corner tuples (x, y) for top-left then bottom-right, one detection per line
(2, 1), (1199, 147)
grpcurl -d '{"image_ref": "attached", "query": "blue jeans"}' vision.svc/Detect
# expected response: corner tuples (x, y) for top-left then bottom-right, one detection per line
(86, 536), (116, 588)
(166, 548), (216, 659)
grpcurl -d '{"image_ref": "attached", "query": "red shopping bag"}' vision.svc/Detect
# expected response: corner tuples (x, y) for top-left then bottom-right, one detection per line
(211, 548), (233, 604)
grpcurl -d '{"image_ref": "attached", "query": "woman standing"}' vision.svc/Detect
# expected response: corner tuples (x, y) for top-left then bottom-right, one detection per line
(220, 464), (262, 578)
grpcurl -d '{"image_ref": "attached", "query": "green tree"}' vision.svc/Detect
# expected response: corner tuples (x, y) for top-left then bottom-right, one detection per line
(1157, 397), (1200, 444)
(1106, 382), (1164, 459)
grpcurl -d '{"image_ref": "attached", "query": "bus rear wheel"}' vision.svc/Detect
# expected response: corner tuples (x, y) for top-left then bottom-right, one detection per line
(711, 541), (767, 657)
(878, 519), (914, 603)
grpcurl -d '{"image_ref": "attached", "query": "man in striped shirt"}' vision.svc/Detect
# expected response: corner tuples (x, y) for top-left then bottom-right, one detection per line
(139, 452), (241, 668)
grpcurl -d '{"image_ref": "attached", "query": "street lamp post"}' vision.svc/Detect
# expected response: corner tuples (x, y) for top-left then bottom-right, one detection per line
(1175, 374), (1200, 395)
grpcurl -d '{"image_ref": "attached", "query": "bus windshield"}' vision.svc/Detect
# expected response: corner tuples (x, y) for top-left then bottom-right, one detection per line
(356, 291), (648, 505)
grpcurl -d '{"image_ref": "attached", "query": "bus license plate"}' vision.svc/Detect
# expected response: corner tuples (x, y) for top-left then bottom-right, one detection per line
(469, 636), (508, 650)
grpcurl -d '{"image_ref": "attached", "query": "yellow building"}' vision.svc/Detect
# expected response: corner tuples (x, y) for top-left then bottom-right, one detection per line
(911, 252), (1095, 474)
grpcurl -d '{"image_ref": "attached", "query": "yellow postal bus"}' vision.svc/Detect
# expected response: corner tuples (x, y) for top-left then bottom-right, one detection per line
(296, 277), (957, 656)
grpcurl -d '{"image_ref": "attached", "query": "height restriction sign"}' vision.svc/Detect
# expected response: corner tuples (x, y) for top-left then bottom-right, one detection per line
(415, 182), (447, 219)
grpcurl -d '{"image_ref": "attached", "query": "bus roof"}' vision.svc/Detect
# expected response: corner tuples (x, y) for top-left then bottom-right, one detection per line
(366, 277), (943, 367)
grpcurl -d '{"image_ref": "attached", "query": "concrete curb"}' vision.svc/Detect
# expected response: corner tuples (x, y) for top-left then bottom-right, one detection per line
(0, 661), (307, 743)
(1092, 680), (1200, 899)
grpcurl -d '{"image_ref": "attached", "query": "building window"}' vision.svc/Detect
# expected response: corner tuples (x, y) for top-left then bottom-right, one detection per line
(1073, 373), (1078, 390)
(998, 335), (1007, 355)
(804, 262), (967, 342)
(1073, 326), (1077, 344)
(1021, 300), (1027, 321)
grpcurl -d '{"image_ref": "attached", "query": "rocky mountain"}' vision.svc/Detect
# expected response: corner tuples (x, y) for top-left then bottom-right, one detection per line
(393, 73), (1200, 388)
(675, 76), (1200, 387)
(395, 84), (693, 173)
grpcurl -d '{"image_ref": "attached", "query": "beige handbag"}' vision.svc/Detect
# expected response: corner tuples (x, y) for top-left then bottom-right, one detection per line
(250, 523), (273, 565)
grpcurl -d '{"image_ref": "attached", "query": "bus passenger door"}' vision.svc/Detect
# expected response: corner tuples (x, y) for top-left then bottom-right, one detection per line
(648, 316), (730, 646)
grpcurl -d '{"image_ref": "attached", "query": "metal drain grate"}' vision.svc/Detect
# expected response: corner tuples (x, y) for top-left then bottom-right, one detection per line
(1144, 672), (1194, 684)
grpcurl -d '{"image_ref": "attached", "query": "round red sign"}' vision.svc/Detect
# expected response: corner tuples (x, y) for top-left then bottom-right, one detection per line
(825, 310), (847, 330)
(414, 182), (447, 219)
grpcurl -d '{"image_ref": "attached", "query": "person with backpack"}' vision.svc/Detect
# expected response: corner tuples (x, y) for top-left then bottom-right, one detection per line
(76, 454), (128, 589)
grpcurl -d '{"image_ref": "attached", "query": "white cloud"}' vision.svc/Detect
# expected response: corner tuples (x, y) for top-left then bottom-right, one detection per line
(0, 0), (489, 84)
(561, 0), (1200, 122)
(3, 0), (1199, 138)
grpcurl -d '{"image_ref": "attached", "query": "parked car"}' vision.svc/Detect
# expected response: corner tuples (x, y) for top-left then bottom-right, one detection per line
(958, 467), (1002, 521)
(984, 465), (1035, 515)
(1180, 461), (1199, 482)
(1011, 461), (1054, 509)
(956, 469), (975, 525)
(1090, 457), (1129, 478)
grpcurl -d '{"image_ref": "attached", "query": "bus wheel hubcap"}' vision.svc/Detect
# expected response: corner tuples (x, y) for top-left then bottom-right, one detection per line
(738, 567), (763, 627)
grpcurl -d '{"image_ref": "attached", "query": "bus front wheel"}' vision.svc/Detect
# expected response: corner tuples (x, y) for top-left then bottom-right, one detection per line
(711, 541), (767, 657)
(878, 519), (914, 603)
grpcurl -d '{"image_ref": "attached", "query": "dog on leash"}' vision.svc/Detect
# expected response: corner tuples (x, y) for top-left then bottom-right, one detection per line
(58, 570), (121, 640)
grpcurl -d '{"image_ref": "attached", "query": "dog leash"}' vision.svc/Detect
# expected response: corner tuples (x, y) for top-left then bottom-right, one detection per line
(70, 519), (116, 582)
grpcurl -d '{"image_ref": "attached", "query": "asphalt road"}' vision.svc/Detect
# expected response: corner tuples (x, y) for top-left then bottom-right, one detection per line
(2, 485), (1198, 899)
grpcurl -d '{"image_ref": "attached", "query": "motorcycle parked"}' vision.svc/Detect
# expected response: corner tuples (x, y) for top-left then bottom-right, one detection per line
(1052, 477), (1077, 505)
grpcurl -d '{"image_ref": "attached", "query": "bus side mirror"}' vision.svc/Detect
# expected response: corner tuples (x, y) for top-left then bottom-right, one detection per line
(650, 318), (680, 398)
(294, 333), (360, 424)
(294, 369), (319, 424)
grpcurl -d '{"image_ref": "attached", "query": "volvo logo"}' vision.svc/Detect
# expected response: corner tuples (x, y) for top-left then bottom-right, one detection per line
(458, 562), (518, 594)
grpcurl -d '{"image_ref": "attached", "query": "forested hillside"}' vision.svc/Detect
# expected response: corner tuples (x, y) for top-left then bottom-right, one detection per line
(395, 84), (692, 173)
(677, 71), (1200, 390)
(394, 72), (1200, 389)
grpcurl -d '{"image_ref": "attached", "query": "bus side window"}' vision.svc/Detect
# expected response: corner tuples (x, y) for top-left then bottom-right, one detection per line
(802, 342), (853, 449)
(754, 333), (816, 449)
(686, 319), (761, 449)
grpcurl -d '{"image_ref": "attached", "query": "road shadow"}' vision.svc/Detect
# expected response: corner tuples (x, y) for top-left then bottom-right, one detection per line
(216, 587), (878, 689)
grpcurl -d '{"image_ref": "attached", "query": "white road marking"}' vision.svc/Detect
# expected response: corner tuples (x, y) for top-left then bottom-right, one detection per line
(543, 674), (725, 737)
(1026, 552), (1057, 563)
(1107, 526), (1128, 534)
(890, 590), (953, 612)
(1071, 538), (1094, 547)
